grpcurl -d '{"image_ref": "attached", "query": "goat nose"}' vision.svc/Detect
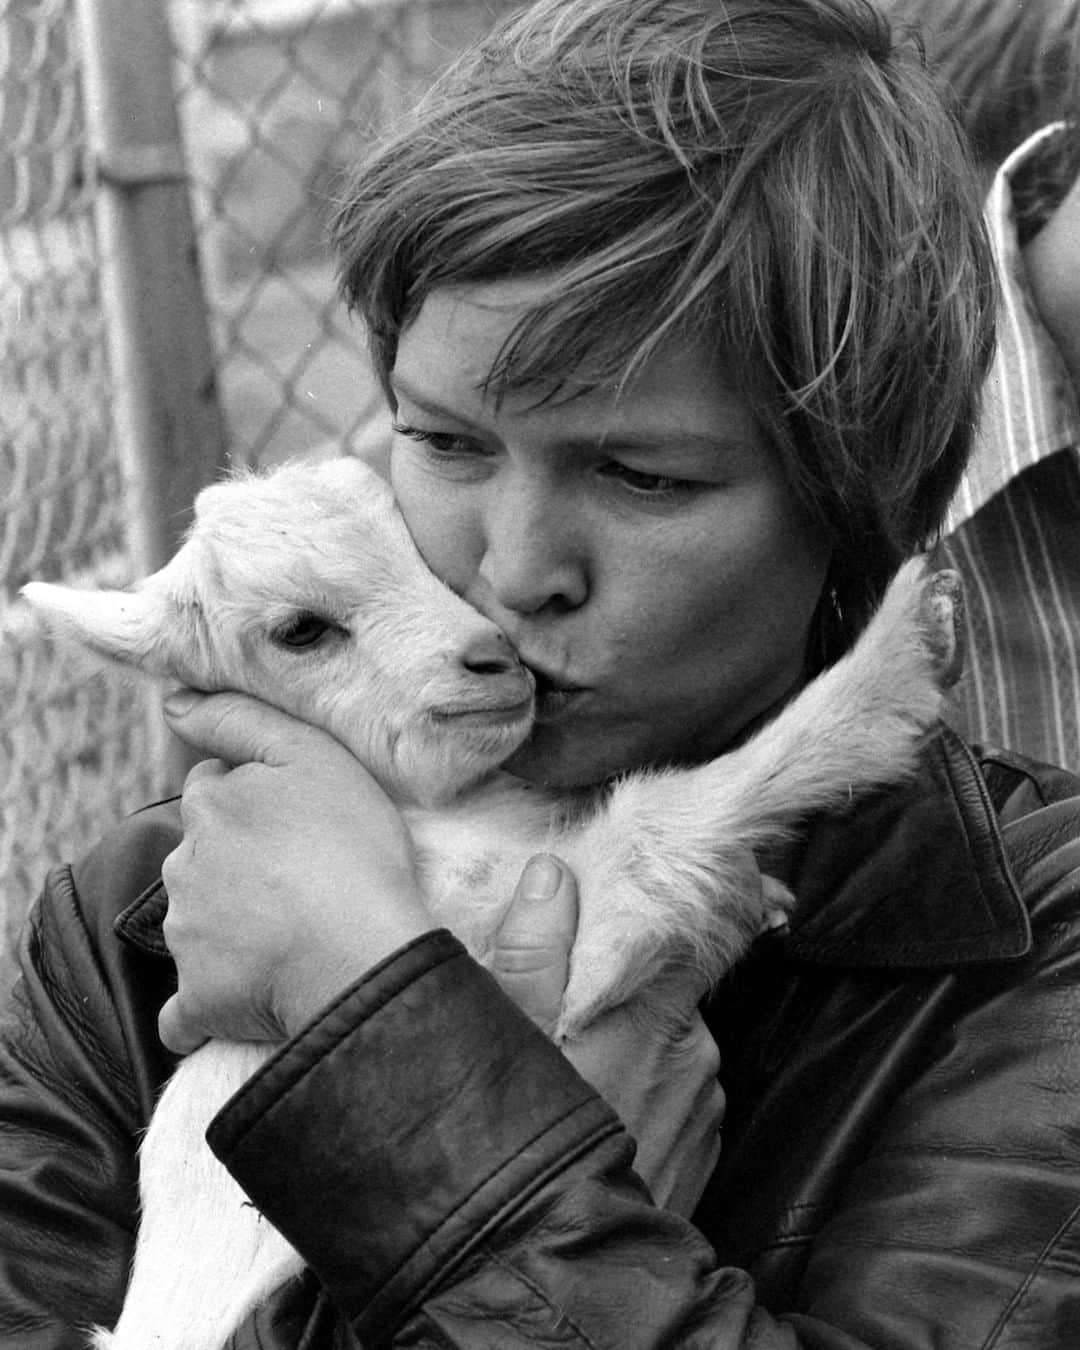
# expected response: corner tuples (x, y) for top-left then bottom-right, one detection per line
(461, 630), (520, 676)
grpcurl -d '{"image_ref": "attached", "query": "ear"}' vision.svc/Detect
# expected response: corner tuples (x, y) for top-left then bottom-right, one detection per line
(20, 581), (178, 677)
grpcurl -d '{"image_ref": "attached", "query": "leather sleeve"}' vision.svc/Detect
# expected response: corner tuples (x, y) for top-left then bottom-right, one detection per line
(213, 857), (1080, 1350)
(0, 814), (178, 1349)
(210, 930), (802, 1349)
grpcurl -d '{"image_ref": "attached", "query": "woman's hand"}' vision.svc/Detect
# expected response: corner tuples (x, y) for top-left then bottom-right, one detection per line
(493, 855), (727, 1217)
(157, 690), (435, 1055)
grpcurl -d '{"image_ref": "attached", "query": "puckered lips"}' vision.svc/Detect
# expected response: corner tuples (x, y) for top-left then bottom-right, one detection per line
(525, 665), (588, 725)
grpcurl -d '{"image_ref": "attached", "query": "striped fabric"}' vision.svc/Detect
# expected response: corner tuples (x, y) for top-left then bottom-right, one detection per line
(939, 126), (1080, 770)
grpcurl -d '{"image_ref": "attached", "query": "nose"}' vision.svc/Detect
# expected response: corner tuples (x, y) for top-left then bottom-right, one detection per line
(477, 478), (587, 615)
(460, 629), (521, 676)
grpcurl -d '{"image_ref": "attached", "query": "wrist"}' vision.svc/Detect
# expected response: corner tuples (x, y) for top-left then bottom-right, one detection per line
(276, 907), (437, 1036)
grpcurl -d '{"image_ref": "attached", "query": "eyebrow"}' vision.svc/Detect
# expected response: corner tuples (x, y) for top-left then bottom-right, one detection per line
(389, 372), (755, 461)
(389, 374), (483, 429)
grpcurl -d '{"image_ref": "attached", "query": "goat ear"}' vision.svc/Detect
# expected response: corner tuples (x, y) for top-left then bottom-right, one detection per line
(20, 581), (176, 676)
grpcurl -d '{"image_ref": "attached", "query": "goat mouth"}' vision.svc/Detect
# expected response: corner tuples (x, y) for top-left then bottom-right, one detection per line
(429, 697), (535, 727)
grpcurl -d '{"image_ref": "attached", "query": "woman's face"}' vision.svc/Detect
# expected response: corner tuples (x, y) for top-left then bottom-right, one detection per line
(389, 281), (830, 788)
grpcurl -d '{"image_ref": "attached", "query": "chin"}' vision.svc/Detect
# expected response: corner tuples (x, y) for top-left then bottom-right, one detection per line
(502, 714), (742, 789)
(501, 731), (643, 791)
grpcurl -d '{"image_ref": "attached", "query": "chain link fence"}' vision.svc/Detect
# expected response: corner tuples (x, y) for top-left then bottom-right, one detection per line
(172, 0), (517, 470)
(0, 0), (519, 989)
(0, 0), (159, 990)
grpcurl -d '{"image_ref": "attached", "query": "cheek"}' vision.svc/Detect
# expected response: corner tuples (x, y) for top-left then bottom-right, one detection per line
(741, 481), (830, 603)
(390, 459), (479, 593)
(647, 498), (828, 675)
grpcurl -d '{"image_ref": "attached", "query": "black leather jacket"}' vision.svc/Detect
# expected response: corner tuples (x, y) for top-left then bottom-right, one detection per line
(2, 728), (1080, 1348)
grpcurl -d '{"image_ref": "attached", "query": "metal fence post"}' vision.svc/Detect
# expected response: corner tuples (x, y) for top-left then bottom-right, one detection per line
(74, 0), (230, 789)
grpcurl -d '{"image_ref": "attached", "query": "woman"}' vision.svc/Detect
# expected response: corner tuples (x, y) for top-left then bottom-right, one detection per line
(4, 0), (1080, 1345)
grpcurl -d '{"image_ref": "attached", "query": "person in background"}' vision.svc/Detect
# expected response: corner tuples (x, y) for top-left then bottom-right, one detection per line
(888, 0), (1080, 767)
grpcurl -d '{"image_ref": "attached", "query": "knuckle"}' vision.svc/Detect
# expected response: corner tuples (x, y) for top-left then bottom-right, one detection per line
(160, 910), (184, 958)
(160, 845), (184, 893)
(687, 1022), (721, 1076)
(178, 787), (208, 831)
(699, 1035), (721, 1077)
(182, 758), (226, 799)
(492, 942), (562, 977)
(179, 760), (234, 829)
(183, 754), (221, 789)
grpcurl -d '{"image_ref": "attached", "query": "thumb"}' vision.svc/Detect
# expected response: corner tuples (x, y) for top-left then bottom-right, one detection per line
(157, 992), (209, 1058)
(492, 854), (578, 1037)
(162, 688), (322, 767)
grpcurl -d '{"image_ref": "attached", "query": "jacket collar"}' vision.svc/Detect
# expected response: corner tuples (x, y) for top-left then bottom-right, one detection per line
(118, 884), (170, 957)
(115, 816), (174, 960)
(116, 730), (1034, 971)
(780, 727), (1031, 968)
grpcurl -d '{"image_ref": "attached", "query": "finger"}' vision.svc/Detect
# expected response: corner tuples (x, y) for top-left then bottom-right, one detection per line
(157, 993), (209, 1057)
(492, 854), (578, 1037)
(159, 837), (188, 893)
(182, 757), (230, 789)
(920, 567), (965, 690)
(162, 689), (324, 766)
(761, 874), (797, 931)
(171, 758), (230, 834)
(603, 970), (711, 1052)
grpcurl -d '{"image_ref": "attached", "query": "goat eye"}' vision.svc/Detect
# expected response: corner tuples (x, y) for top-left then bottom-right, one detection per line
(273, 613), (339, 650)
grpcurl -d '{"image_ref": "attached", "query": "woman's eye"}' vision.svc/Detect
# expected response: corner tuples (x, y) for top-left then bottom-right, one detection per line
(601, 462), (693, 496)
(392, 424), (477, 457)
(272, 613), (343, 650)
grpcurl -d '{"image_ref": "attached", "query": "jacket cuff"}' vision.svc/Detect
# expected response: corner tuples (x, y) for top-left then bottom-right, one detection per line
(206, 929), (623, 1335)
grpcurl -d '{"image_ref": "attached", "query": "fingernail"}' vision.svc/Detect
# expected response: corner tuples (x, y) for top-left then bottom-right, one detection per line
(521, 854), (562, 901)
(163, 688), (201, 718)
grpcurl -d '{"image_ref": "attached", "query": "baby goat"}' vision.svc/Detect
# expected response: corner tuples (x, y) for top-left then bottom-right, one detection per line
(24, 456), (958, 1350)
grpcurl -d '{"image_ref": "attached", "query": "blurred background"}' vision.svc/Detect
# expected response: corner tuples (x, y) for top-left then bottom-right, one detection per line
(0, 0), (520, 991)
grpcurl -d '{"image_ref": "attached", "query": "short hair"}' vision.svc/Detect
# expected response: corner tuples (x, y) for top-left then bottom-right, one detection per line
(332, 0), (996, 648)
(883, 0), (1079, 169)
(884, 0), (1080, 243)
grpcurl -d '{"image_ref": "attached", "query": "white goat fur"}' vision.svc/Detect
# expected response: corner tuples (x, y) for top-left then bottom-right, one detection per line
(23, 457), (954, 1350)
